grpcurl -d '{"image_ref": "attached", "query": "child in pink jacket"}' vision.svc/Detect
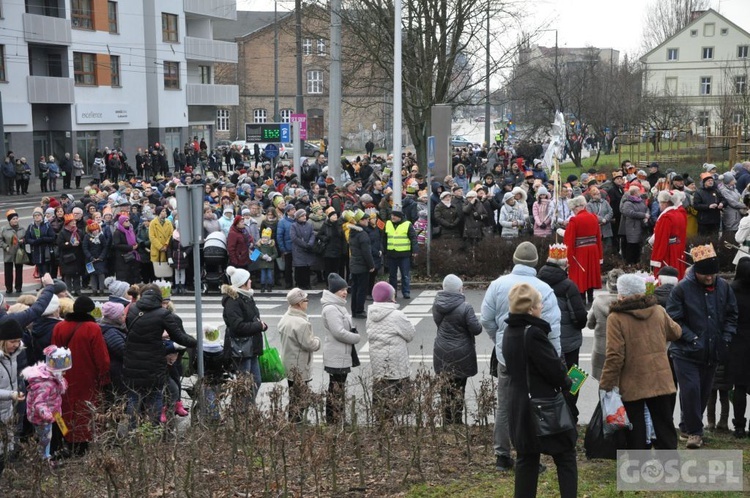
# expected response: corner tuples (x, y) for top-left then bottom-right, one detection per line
(22, 346), (70, 461)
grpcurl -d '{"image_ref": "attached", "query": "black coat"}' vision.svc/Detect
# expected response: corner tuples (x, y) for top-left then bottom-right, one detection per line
(432, 291), (482, 378)
(101, 322), (127, 393)
(503, 313), (576, 455)
(693, 185), (725, 227)
(23, 317), (62, 366)
(221, 285), (264, 358)
(26, 222), (56, 266)
(348, 225), (374, 274)
(112, 228), (138, 282)
(728, 260), (750, 385)
(365, 225), (383, 269)
(57, 228), (85, 276)
(320, 219), (345, 258)
(82, 233), (109, 274)
(124, 289), (197, 389)
(537, 264), (587, 354)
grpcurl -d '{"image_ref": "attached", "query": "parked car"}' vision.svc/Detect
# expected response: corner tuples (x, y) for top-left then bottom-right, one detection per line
(450, 135), (473, 147)
(282, 142), (321, 159)
(215, 140), (232, 152)
(475, 116), (485, 123)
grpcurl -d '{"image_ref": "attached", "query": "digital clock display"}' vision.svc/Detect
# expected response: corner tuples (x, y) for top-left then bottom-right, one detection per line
(262, 127), (281, 140)
(245, 123), (289, 143)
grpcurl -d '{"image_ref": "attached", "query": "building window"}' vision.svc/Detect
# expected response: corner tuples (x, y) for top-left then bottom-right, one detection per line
(735, 112), (745, 126)
(307, 70), (323, 94)
(163, 61), (179, 89)
(690, 29), (698, 37)
(0, 45), (5, 82)
(280, 108), (292, 123)
(74, 52), (97, 85)
(199, 65), (211, 84)
(217, 109), (230, 132)
(702, 47), (713, 59)
(698, 110), (710, 127)
(302, 38), (312, 56)
(721, 28), (728, 35)
(704, 23), (715, 37)
(108, 1), (118, 33)
(162, 13), (178, 43)
(113, 130), (123, 150)
(253, 109), (267, 123)
(737, 76), (747, 94)
(317, 39), (326, 55)
(110, 55), (120, 87)
(739, 46), (749, 59)
(700, 76), (711, 95)
(72, 0), (93, 29)
(667, 48), (678, 61)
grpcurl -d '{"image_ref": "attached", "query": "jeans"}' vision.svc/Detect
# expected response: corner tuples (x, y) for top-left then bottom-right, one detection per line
(126, 388), (164, 427)
(351, 272), (368, 315)
(260, 268), (274, 286)
(235, 356), (261, 402)
(493, 364), (512, 457)
(386, 255), (411, 297)
(673, 357), (716, 436)
(515, 449), (577, 498)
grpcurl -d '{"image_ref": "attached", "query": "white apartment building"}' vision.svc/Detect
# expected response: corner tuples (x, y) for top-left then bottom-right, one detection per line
(641, 9), (750, 134)
(0, 0), (238, 172)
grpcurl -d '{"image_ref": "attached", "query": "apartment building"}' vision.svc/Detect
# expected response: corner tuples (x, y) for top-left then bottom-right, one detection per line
(0, 0), (238, 172)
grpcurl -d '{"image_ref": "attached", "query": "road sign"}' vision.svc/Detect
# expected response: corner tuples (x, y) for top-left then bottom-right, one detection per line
(280, 124), (290, 142)
(264, 143), (279, 159)
(427, 136), (436, 169)
(290, 114), (307, 140)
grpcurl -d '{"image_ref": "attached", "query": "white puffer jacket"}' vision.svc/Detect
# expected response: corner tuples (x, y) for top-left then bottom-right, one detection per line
(366, 302), (415, 380)
(0, 347), (22, 424)
(321, 290), (360, 370)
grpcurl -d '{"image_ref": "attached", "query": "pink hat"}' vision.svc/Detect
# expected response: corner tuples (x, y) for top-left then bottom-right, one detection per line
(372, 281), (395, 303)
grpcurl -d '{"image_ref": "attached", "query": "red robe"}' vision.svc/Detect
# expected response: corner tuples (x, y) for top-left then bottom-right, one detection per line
(564, 209), (603, 293)
(650, 205), (687, 279)
(52, 316), (110, 443)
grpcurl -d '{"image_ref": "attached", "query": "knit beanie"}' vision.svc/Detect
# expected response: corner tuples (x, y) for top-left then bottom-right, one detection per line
(0, 319), (24, 340)
(52, 279), (68, 295)
(722, 172), (735, 185)
(658, 266), (679, 287)
(442, 274), (463, 293)
(105, 277), (129, 299)
(617, 274), (646, 297)
(232, 215), (243, 227)
(101, 301), (124, 322)
(508, 283), (541, 314)
(327, 273), (348, 294)
(227, 266), (251, 288)
(42, 294), (60, 317)
(294, 209), (307, 220)
(513, 241), (539, 267)
(261, 228), (272, 238)
(6, 209), (17, 222)
(286, 288), (308, 306)
(606, 269), (624, 293)
(73, 295), (96, 314)
(372, 281), (395, 302)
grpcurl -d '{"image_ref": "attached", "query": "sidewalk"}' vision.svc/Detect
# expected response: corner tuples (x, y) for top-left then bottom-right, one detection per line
(0, 175), (92, 201)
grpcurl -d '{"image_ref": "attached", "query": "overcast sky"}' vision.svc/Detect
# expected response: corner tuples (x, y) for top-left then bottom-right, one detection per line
(237, 0), (750, 58)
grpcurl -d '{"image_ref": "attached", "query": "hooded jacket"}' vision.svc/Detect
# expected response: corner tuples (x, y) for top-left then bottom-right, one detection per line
(290, 219), (317, 267)
(537, 263), (588, 354)
(366, 301), (415, 380)
(586, 291), (618, 381)
(278, 307), (320, 382)
(101, 320), (127, 393)
(22, 363), (67, 425)
(321, 290), (360, 370)
(348, 224), (374, 274)
(0, 347), (23, 424)
(599, 295), (681, 402)
(433, 291), (482, 378)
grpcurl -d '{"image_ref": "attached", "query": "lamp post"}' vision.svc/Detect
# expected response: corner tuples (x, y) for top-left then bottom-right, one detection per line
(392, 0), (403, 209)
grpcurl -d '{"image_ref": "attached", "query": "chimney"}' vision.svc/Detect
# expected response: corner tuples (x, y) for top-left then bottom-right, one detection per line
(690, 10), (707, 21)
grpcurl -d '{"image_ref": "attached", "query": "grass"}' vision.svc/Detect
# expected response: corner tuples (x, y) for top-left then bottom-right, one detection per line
(405, 429), (750, 497)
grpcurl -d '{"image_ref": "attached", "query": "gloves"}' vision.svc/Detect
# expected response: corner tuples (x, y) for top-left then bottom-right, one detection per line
(262, 254), (272, 262)
(168, 258), (174, 265)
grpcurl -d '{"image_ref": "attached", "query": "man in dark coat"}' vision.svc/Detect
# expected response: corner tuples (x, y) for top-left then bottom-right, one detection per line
(59, 153), (73, 189)
(667, 245), (737, 449)
(348, 211), (374, 319)
(603, 170), (625, 256)
(692, 174), (725, 238)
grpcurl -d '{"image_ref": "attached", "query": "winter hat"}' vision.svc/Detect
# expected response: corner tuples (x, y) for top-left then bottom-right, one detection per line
(48, 198), (60, 209)
(327, 273), (348, 294)
(440, 191), (451, 199)
(703, 163), (717, 172)
(325, 206), (337, 218)
(42, 294), (60, 317)
(442, 274), (463, 293)
(105, 277), (129, 299)
(261, 228), (272, 238)
(286, 288), (308, 306)
(241, 207), (251, 216)
(52, 279), (68, 295)
(294, 209), (307, 220)
(537, 186), (549, 197)
(45, 207), (55, 217)
(723, 172), (735, 184)
(64, 213), (75, 225)
(203, 325), (223, 352)
(0, 319), (24, 340)
(658, 266), (679, 287)
(502, 192), (515, 204)
(353, 209), (366, 222)
(391, 210), (404, 219)
(691, 244), (719, 275)
(86, 220), (100, 233)
(227, 266), (251, 288)
(508, 283), (541, 314)
(101, 301), (124, 322)
(617, 274), (646, 297)
(372, 281), (395, 302)
(465, 190), (477, 199)
(512, 241), (538, 267)
(566, 174), (578, 183)
(232, 215), (243, 227)
(74, 296), (96, 314)
(273, 195), (285, 208)
(5, 209), (17, 222)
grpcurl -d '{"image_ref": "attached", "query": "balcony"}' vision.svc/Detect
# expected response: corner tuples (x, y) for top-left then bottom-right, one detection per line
(27, 76), (75, 104)
(186, 83), (239, 106)
(185, 37), (238, 63)
(23, 13), (72, 46)
(184, 0), (236, 20)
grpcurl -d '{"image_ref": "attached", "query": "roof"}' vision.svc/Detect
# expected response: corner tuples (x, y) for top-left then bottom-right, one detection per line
(212, 10), (294, 42)
(640, 8), (750, 62)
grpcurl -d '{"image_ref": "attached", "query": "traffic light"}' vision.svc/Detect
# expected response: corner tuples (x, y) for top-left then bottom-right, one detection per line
(508, 120), (513, 126)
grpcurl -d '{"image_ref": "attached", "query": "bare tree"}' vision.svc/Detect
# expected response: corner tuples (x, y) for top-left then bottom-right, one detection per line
(640, 0), (710, 54)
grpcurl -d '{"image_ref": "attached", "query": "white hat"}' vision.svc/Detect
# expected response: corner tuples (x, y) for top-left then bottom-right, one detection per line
(226, 266), (251, 288)
(465, 190), (477, 198)
(42, 294), (60, 317)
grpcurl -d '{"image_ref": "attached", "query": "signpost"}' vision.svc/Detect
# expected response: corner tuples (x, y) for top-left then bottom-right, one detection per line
(290, 114), (307, 140)
(264, 144), (279, 159)
(426, 136), (436, 276)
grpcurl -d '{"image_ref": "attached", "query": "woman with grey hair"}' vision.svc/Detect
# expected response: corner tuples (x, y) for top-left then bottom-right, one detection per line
(587, 268), (623, 380)
(619, 185), (649, 264)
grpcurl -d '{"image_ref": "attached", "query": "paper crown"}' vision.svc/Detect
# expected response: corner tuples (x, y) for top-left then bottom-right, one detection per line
(45, 346), (72, 372)
(155, 279), (172, 299)
(548, 243), (568, 261)
(690, 243), (717, 262)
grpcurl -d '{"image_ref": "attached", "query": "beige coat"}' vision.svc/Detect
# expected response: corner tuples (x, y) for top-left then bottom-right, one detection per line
(278, 306), (320, 381)
(599, 295), (682, 402)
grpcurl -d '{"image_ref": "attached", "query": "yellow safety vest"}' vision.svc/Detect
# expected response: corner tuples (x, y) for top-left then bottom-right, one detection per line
(385, 220), (411, 253)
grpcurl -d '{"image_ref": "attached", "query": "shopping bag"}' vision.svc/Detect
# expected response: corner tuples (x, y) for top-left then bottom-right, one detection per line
(584, 401), (627, 460)
(259, 332), (286, 382)
(599, 387), (632, 436)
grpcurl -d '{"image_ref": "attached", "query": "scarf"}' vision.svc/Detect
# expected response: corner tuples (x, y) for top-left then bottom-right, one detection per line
(116, 220), (140, 261)
(64, 223), (79, 245)
(237, 287), (254, 299)
(536, 198), (550, 222)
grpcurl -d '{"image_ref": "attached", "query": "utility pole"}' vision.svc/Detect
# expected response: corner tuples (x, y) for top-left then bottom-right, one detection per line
(273, 0), (279, 122)
(484, 3), (491, 147)
(392, 0), (403, 209)
(328, 0), (342, 181)
(295, 0), (304, 118)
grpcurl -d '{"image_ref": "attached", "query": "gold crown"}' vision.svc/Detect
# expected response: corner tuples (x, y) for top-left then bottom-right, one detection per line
(690, 243), (717, 262)
(548, 243), (568, 260)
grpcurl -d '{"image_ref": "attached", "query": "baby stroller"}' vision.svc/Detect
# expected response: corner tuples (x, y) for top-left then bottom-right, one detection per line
(202, 231), (227, 294)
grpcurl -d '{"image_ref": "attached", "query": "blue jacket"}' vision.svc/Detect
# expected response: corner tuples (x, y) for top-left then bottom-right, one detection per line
(480, 264), (561, 366)
(667, 268), (738, 365)
(26, 221), (56, 266)
(276, 215), (294, 253)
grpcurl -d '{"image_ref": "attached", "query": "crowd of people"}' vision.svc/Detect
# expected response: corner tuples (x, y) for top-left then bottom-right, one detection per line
(1, 137), (750, 497)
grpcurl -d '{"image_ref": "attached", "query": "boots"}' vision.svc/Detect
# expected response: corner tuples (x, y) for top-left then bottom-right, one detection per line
(733, 419), (746, 438)
(707, 390), (717, 430)
(717, 392), (730, 432)
(174, 401), (189, 417)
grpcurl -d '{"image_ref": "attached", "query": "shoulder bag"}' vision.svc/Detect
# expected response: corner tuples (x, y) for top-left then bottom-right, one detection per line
(258, 331), (286, 382)
(522, 326), (575, 437)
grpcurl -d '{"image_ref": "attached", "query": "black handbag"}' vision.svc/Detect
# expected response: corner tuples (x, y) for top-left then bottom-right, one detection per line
(523, 326), (575, 437)
(350, 327), (361, 367)
(123, 252), (136, 263)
